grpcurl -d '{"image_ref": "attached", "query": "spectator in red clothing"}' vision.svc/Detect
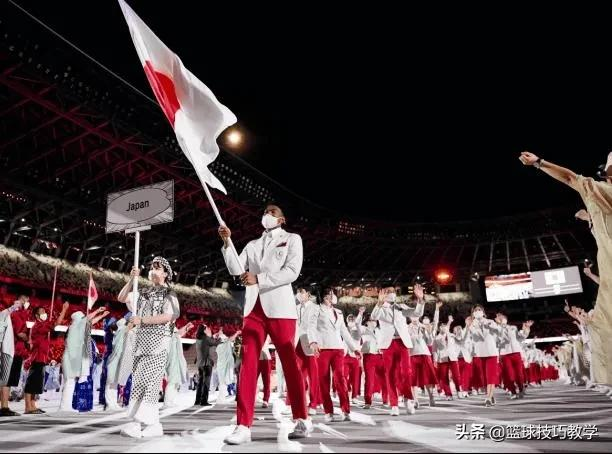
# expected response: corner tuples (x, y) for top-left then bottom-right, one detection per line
(23, 302), (69, 414)
(0, 295), (30, 417)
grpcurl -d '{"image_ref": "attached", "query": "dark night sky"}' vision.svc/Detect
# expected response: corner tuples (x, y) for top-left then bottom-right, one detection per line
(11, 1), (612, 222)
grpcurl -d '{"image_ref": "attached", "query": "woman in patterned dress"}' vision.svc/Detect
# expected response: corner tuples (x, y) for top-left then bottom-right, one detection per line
(117, 257), (180, 439)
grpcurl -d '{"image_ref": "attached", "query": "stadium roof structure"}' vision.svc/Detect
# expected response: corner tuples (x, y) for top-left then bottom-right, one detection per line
(0, 3), (597, 292)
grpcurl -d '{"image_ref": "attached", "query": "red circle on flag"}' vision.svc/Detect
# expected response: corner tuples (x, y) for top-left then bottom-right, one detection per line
(144, 61), (180, 127)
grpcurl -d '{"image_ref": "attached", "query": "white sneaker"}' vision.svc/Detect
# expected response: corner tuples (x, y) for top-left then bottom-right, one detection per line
(308, 408), (317, 416)
(390, 406), (400, 416)
(324, 413), (334, 423)
(510, 394), (519, 400)
(363, 404), (371, 410)
(324, 413), (346, 423)
(224, 425), (252, 445)
(288, 418), (312, 439)
(471, 390), (478, 396)
(262, 402), (269, 408)
(405, 400), (415, 415)
(141, 423), (163, 438)
(120, 422), (142, 439)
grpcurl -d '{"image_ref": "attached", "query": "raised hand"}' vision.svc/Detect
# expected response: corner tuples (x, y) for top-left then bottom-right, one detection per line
(436, 300), (443, 309)
(414, 283), (425, 301)
(519, 151), (539, 166)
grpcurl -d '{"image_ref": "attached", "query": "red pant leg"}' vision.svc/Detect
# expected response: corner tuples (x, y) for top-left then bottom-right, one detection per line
(333, 351), (350, 414)
(395, 340), (414, 400)
(266, 317), (307, 421)
(345, 355), (361, 398)
(381, 347), (398, 407)
(448, 361), (462, 393)
(437, 362), (452, 396)
(318, 350), (334, 415)
(296, 343), (320, 409)
(458, 358), (472, 391)
(501, 354), (517, 394)
(375, 355), (389, 404)
(236, 303), (268, 427)
(258, 359), (272, 403)
(363, 354), (377, 405)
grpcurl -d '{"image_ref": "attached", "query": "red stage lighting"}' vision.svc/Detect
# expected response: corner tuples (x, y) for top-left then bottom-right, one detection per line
(435, 269), (452, 285)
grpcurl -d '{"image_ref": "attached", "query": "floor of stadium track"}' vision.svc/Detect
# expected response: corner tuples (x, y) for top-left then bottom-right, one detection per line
(0, 382), (611, 453)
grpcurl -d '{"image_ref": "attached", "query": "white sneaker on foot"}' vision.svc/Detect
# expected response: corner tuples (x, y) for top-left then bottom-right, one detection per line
(308, 408), (317, 416)
(288, 418), (313, 439)
(405, 400), (415, 415)
(120, 422), (142, 439)
(141, 423), (163, 438)
(224, 425), (252, 445)
(390, 406), (400, 416)
(262, 402), (269, 408)
(363, 404), (371, 410)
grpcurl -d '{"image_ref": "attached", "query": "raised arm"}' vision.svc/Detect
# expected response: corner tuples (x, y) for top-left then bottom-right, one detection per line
(519, 152), (578, 187)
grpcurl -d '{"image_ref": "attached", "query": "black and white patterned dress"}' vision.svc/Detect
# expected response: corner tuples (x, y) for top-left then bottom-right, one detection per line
(128, 286), (179, 426)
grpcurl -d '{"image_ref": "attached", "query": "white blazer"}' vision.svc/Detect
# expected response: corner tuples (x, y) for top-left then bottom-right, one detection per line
(354, 312), (382, 354)
(296, 301), (319, 356)
(457, 332), (473, 363)
(498, 325), (528, 356)
(469, 318), (501, 358)
(222, 228), (303, 318)
(370, 301), (424, 349)
(314, 305), (360, 352)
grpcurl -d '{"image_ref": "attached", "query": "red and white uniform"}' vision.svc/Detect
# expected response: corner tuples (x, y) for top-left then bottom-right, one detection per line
(313, 304), (360, 417)
(355, 312), (388, 406)
(370, 300), (424, 407)
(408, 313), (438, 389)
(295, 298), (321, 409)
(498, 324), (528, 394)
(222, 227), (307, 428)
(343, 322), (362, 400)
(433, 328), (466, 396)
(468, 318), (501, 386)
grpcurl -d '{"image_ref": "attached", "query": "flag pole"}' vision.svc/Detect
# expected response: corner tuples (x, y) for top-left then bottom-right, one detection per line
(132, 229), (141, 311)
(201, 182), (245, 274)
(49, 264), (59, 321)
(87, 272), (92, 317)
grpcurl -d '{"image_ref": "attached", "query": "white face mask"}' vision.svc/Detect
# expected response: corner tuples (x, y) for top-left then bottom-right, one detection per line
(348, 321), (355, 328)
(422, 318), (430, 326)
(501, 319), (507, 326)
(39, 313), (48, 321)
(367, 323), (377, 330)
(385, 293), (397, 303)
(473, 311), (484, 319)
(23, 301), (30, 310)
(440, 326), (448, 333)
(261, 213), (279, 230)
(410, 317), (419, 324)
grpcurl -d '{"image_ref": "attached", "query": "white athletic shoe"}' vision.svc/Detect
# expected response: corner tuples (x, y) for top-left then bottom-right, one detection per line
(363, 404), (371, 409)
(289, 418), (313, 439)
(510, 394), (519, 400)
(120, 422), (142, 439)
(405, 400), (416, 415)
(308, 408), (317, 416)
(471, 390), (478, 396)
(262, 402), (269, 408)
(224, 425), (252, 445)
(484, 399), (493, 407)
(390, 406), (400, 416)
(141, 423), (163, 438)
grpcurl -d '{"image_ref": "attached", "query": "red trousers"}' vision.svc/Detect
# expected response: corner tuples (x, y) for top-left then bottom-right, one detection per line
(296, 343), (320, 409)
(344, 355), (362, 398)
(437, 360), (462, 396)
(480, 356), (500, 386)
(500, 352), (524, 394)
(237, 300), (307, 427)
(257, 359), (272, 403)
(363, 353), (388, 405)
(458, 358), (472, 392)
(529, 363), (542, 384)
(381, 339), (413, 407)
(471, 356), (485, 390)
(318, 349), (350, 415)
